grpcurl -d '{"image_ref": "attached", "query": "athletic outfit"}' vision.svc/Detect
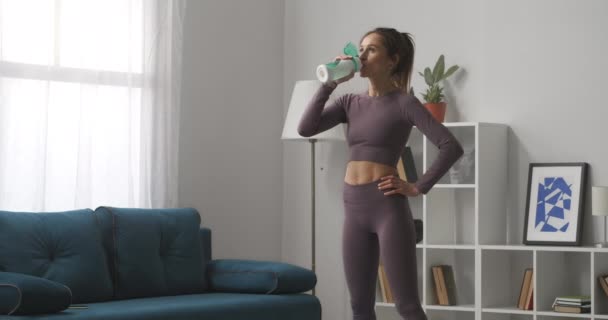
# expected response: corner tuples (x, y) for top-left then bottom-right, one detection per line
(298, 83), (463, 320)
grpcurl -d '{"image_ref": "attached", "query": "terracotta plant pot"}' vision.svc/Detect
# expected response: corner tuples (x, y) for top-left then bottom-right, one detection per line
(424, 102), (446, 123)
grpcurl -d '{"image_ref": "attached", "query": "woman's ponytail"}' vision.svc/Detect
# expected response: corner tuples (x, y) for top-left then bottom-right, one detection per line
(397, 32), (415, 94)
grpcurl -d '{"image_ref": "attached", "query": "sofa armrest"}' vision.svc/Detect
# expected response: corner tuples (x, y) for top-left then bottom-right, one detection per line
(0, 272), (72, 315)
(207, 259), (316, 294)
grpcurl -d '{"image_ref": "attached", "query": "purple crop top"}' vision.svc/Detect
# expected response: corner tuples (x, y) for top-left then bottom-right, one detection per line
(297, 84), (463, 194)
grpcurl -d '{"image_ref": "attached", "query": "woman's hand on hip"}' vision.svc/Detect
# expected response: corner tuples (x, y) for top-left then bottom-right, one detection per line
(378, 174), (420, 197)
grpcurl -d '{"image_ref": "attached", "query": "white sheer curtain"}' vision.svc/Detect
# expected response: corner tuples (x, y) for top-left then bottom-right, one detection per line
(0, 0), (186, 211)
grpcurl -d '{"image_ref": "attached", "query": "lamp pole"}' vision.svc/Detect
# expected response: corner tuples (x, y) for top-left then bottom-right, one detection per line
(281, 79), (356, 296)
(310, 139), (316, 296)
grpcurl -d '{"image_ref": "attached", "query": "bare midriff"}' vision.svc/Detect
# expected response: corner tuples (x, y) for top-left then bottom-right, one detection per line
(344, 160), (398, 185)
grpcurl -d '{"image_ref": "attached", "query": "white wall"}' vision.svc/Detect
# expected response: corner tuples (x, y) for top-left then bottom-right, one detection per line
(283, 0), (608, 319)
(177, 0), (608, 318)
(179, 0), (284, 260)
(479, 0), (608, 245)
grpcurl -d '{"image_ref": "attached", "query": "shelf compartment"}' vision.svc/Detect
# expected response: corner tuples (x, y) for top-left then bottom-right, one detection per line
(375, 248), (423, 304)
(408, 127), (424, 183)
(482, 307), (534, 315)
(425, 188), (475, 245)
(426, 248), (475, 307)
(594, 252), (608, 315)
(434, 184), (476, 189)
(417, 247), (423, 302)
(482, 249), (533, 309)
(375, 305), (474, 320)
(476, 124), (508, 246)
(480, 313), (532, 320)
(537, 312), (591, 319)
(426, 244), (476, 250)
(425, 305), (475, 311)
(425, 125), (476, 185)
(536, 251), (591, 313)
(410, 187), (423, 221)
(375, 303), (471, 320)
(425, 309), (475, 320)
(480, 245), (533, 251)
(407, 128), (423, 220)
(375, 304), (401, 320)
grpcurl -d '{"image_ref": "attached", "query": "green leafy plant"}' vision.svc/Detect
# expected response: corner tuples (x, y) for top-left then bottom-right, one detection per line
(419, 55), (459, 103)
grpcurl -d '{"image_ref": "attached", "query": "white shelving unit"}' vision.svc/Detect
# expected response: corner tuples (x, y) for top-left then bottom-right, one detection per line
(481, 246), (608, 320)
(376, 122), (608, 320)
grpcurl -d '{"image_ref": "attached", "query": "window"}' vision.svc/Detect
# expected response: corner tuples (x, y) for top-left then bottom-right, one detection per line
(0, 0), (153, 211)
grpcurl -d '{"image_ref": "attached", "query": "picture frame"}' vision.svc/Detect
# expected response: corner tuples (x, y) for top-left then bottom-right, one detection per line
(523, 162), (589, 246)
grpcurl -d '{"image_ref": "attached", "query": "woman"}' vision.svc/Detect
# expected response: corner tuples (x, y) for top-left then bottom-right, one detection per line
(298, 27), (463, 320)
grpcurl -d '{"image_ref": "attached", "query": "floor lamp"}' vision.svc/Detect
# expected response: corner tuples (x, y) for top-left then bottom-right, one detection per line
(281, 80), (346, 296)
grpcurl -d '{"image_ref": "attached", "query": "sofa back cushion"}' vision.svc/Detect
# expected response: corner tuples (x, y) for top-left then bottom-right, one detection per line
(0, 209), (114, 303)
(94, 207), (206, 299)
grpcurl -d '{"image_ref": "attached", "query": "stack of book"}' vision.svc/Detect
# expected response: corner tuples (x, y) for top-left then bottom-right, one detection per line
(552, 295), (591, 314)
(431, 265), (457, 305)
(517, 268), (533, 310)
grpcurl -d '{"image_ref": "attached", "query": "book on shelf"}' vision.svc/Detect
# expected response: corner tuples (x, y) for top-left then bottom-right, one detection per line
(397, 146), (417, 183)
(554, 295), (591, 304)
(431, 265), (457, 306)
(443, 265), (457, 305)
(554, 305), (591, 314)
(377, 264), (394, 303)
(554, 300), (591, 307)
(431, 266), (446, 305)
(552, 295), (590, 309)
(552, 295), (591, 314)
(517, 268), (533, 309)
(378, 265), (387, 302)
(523, 277), (533, 310)
(599, 275), (608, 297)
(525, 289), (533, 310)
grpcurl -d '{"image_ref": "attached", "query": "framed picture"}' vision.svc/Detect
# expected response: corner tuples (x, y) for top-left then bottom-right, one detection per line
(523, 162), (589, 246)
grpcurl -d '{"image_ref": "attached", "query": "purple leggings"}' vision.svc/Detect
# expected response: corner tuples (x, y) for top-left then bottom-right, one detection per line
(342, 179), (427, 320)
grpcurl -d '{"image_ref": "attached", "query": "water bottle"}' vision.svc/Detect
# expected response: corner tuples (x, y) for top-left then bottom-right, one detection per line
(316, 57), (361, 84)
(316, 42), (361, 84)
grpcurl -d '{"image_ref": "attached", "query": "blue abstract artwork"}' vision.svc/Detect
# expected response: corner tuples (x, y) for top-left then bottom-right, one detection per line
(535, 177), (572, 232)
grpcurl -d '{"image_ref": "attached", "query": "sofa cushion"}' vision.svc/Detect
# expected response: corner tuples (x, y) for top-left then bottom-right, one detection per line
(208, 259), (317, 294)
(94, 207), (206, 299)
(5, 293), (321, 320)
(0, 209), (113, 303)
(0, 271), (72, 315)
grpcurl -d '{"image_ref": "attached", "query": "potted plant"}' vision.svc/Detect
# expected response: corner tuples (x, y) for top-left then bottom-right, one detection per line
(419, 55), (459, 122)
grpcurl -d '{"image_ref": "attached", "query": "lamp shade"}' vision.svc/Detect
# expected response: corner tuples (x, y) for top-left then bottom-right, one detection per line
(281, 80), (347, 141)
(592, 186), (608, 216)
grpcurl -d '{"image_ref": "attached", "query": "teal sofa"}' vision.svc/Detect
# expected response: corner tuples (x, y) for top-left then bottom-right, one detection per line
(0, 208), (321, 319)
